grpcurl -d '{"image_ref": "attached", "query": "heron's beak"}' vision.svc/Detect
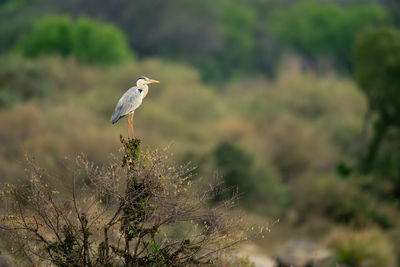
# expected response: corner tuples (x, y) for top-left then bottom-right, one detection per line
(149, 79), (160, 84)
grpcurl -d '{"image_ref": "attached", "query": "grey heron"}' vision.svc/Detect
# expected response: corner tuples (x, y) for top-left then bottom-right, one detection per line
(111, 76), (160, 138)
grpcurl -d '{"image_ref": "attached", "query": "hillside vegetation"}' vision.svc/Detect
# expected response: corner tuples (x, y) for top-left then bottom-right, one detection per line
(3, 55), (397, 262)
(1, 0), (400, 265)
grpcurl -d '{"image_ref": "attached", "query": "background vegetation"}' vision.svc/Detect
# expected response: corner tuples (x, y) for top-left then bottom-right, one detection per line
(0, 0), (400, 266)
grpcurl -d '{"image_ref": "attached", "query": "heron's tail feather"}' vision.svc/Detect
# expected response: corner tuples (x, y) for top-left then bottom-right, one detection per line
(111, 102), (126, 124)
(111, 117), (118, 124)
(110, 112), (121, 124)
(111, 112), (127, 124)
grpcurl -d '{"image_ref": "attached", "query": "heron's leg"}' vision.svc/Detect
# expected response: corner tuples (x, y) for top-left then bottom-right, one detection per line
(127, 115), (131, 139)
(131, 112), (135, 138)
(129, 114), (133, 139)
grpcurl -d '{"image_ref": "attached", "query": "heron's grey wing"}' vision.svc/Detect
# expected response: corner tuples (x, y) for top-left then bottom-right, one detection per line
(110, 87), (141, 124)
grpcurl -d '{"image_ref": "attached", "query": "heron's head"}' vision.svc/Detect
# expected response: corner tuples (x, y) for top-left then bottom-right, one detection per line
(136, 76), (160, 87)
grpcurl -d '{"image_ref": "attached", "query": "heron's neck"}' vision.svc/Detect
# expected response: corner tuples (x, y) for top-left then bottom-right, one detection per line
(138, 84), (149, 98)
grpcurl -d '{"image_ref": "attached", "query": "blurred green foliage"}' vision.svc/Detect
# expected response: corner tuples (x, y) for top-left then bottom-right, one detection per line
(229, 255), (256, 267)
(213, 141), (288, 214)
(269, 1), (389, 70)
(214, 141), (256, 196)
(327, 228), (396, 267)
(354, 27), (400, 175)
(0, 56), (52, 108)
(214, 2), (256, 81)
(354, 26), (400, 127)
(16, 15), (132, 64)
(17, 16), (73, 57)
(294, 176), (396, 228)
(43, 0), (283, 82)
(0, 0), (45, 54)
(2, 0), (398, 81)
(1, 0), (400, 264)
(0, 54), (399, 264)
(71, 17), (133, 64)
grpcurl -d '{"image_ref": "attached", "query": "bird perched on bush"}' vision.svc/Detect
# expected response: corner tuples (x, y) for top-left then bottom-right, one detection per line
(111, 76), (160, 138)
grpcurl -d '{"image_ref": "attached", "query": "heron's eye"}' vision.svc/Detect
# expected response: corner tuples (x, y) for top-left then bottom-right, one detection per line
(138, 89), (143, 93)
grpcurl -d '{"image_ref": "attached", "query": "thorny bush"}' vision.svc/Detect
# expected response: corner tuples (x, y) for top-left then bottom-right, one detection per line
(0, 136), (246, 266)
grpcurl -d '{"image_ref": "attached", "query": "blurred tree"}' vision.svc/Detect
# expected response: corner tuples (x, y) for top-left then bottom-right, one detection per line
(0, 0), (37, 9)
(372, 136), (400, 199)
(17, 15), (74, 57)
(294, 176), (396, 228)
(269, 1), (389, 71)
(214, 141), (256, 195)
(215, 2), (256, 80)
(2, 0), (394, 82)
(353, 27), (400, 173)
(71, 17), (132, 64)
(327, 228), (396, 267)
(16, 15), (132, 65)
(57, 0), (222, 62)
(0, 55), (52, 108)
(55, 0), (281, 82)
(213, 141), (288, 214)
(0, 0), (46, 54)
